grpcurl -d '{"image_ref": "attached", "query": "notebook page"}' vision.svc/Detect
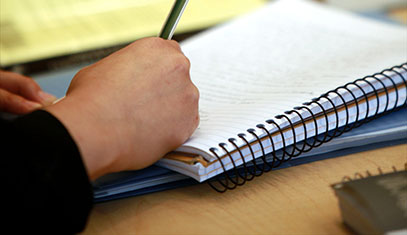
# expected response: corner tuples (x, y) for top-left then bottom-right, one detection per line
(161, 81), (406, 182)
(173, 0), (407, 162)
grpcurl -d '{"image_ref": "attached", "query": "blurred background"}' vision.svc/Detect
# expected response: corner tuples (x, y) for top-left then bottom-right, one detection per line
(0, 0), (406, 76)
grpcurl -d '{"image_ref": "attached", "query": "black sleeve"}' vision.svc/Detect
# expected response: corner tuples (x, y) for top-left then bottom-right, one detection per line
(1, 110), (93, 233)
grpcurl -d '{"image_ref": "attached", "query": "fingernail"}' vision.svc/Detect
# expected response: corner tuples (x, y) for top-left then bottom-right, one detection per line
(24, 100), (42, 110)
(38, 91), (57, 105)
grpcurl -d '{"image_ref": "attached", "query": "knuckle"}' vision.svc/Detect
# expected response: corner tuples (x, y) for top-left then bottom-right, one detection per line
(173, 55), (191, 75)
(189, 82), (199, 97)
(184, 57), (191, 69)
(180, 85), (199, 112)
(190, 85), (200, 103)
(182, 85), (196, 101)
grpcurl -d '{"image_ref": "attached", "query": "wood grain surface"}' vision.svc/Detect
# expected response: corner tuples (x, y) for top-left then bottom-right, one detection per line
(82, 144), (407, 234)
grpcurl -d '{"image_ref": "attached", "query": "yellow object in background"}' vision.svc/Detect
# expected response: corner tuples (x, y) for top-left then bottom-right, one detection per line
(388, 8), (407, 24)
(0, 0), (267, 67)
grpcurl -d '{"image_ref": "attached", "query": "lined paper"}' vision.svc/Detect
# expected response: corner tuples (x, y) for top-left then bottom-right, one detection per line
(159, 0), (407, 180)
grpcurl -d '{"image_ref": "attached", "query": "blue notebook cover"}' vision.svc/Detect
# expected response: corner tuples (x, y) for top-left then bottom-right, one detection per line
(92, 109), (407, 202)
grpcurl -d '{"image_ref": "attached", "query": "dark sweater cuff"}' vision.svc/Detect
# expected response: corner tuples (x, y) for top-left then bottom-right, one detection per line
(10, 110), (93, 232)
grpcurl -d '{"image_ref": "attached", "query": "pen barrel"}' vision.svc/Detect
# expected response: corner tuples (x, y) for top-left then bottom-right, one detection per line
(159, 0), (189, 40)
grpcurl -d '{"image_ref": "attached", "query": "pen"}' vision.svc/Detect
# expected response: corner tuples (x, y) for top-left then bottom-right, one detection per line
(159, 0), (189, 40)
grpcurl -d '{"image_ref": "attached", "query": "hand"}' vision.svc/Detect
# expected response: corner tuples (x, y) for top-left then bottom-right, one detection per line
(0, 71), (57, 114)
(46, 37), (199, 180)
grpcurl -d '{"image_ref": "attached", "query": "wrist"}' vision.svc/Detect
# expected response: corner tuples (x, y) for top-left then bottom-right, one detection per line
(45, 95), (118, 180)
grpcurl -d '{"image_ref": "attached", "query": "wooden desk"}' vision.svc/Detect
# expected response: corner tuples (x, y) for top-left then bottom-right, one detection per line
(82, 144), (406, 234)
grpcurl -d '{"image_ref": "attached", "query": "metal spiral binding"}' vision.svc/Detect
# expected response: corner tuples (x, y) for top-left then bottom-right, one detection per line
(208, 63), (407, 192)
(341, 163), (407, 182)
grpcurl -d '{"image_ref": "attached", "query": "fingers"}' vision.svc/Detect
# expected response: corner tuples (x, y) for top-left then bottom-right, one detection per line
(0, 88), (42, 114)
(0, 71), (57, 106)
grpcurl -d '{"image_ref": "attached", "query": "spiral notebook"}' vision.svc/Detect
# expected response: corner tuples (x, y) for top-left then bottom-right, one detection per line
(153, 0), (407, 188)
(93, 109), (406, 201)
